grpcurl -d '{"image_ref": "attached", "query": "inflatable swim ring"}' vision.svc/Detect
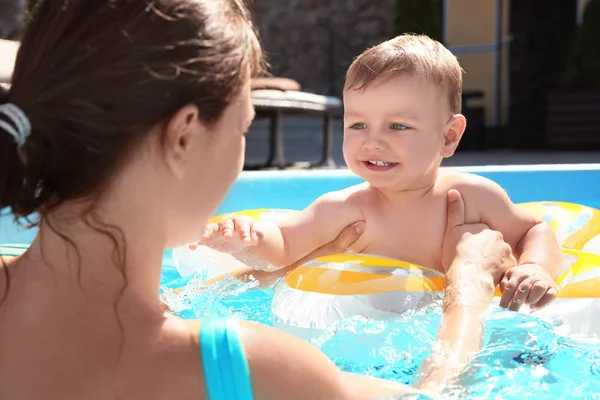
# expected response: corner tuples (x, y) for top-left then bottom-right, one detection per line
(172, 202), (600, 341)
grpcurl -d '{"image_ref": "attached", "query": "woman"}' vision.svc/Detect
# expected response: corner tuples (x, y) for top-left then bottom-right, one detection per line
(0, 1), (515, 399)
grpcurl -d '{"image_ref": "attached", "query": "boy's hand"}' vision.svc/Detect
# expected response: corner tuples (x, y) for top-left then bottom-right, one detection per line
(191, 215), (262, 254)
(499, 263), (558, 311)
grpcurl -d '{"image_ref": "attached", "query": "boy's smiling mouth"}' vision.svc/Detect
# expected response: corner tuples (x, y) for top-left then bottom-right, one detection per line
(363, 160), (399, 171)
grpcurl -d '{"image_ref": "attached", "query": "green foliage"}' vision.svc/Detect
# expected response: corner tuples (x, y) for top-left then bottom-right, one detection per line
(393, 0), (443, 43)
(561, 0), (600, 90)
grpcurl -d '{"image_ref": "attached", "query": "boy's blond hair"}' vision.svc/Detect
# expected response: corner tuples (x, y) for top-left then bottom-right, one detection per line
(344, 34), (464, 114)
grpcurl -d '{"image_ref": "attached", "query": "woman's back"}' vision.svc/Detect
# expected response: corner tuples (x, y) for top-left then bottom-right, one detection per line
(1, 258), (124, 399)
(0, 255), (208, 400)
(0, 0), (262, 398)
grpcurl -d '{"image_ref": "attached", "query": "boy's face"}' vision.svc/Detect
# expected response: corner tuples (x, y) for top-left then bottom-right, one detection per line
(342, 74), (464, 191)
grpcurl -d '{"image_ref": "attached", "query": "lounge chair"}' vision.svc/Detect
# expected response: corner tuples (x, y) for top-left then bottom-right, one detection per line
(250, 77), (342, 169)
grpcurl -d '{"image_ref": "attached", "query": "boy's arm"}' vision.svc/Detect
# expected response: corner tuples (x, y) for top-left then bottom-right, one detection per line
(204, 220), (366, 289)
(236, 190), (365, 268)
(453, 174), (563, 279)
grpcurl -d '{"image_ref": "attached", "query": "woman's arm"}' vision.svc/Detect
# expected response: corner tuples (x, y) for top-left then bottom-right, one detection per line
(416, 265), (494, 393)
(418, 189), (516, 394)
(241, 262), (508, 399)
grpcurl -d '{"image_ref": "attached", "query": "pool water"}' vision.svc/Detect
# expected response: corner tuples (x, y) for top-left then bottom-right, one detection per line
(163, 165), (600, 399)
(3, 165), (600, 398)
(160, 269), (600, 399)
(215, 165), (600, 214)
(2, 165), (600, 244)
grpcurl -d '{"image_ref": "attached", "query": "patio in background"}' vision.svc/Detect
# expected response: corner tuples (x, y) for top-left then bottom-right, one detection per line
(245, 116), (600, 169)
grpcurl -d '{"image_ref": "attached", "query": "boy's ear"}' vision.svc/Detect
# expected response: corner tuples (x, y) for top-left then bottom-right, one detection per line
(441, 114), (467, 158)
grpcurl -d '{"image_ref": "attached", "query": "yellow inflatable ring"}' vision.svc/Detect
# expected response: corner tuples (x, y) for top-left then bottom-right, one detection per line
(206, 202), (600, 340)
(210, 202), (600, 298)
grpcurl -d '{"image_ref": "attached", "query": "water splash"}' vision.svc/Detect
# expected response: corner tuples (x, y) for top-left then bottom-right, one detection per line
(310, 303), (442, 385)
(160, 272), (273, 325)
(448, 308), (600, 399)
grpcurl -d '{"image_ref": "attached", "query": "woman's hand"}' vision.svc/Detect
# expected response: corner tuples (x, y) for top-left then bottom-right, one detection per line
(442, 189), (517, 293)
(251, 220), (365, 286)
(287, 220), (365, 268)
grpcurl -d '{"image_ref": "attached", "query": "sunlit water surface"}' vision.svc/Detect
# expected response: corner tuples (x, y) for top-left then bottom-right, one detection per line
(160, 266), (600, 399)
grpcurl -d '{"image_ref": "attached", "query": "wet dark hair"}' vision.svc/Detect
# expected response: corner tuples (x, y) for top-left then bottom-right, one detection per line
(0, 0), (264, 303)
(1, 0), (263, 219)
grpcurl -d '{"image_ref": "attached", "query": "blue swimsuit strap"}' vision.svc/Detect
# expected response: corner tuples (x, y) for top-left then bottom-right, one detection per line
(200, 318), (254, 400)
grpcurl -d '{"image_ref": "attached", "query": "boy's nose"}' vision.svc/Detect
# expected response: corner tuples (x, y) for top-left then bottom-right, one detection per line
(362, 133), (385, 150)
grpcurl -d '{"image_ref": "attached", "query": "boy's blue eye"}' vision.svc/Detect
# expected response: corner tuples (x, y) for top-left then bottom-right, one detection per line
(390, 123), (408, 131)
(349, 123), (367, 130)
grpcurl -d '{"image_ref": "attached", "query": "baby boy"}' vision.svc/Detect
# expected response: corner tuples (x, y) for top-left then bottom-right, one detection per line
(198, 34), (563, 311)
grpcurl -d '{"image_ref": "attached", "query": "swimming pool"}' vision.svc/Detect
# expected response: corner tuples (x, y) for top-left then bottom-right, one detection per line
(168, 164), (600, 399)
(2, 164), (600, 244)
(3, 164), (600, 398)
(217, 164), (600, 213)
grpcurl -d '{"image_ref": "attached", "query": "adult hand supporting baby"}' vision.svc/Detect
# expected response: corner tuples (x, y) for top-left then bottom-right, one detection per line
(417, 189), (517, 394)
(442, 189), (517, 290)
(288, 220), (365, 268)
(199, 220), (365, 289)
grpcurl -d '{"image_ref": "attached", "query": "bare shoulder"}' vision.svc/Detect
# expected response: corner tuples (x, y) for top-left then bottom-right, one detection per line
(438, 170), (492, 187)
(435, 171), (509, 222)
(318, 182), (371, 204)
(118, 315), (206, 400)
(135, 315), (415, 400)
(308, 182), (371, 218)
(437, 170), (508, 200)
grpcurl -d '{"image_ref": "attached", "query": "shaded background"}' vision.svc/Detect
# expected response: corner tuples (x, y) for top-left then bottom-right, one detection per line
(3, 0), (600, 166)
(251, 0), (599, 149)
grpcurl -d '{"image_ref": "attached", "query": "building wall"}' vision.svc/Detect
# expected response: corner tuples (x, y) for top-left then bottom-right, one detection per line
(251, 0), (508, 126)
(251, 0), (396, 95)
(252, 0), (587, 128)
(445, 0), (510, 126)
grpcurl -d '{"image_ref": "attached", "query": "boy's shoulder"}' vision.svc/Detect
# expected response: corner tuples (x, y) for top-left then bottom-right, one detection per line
(436, 170), (511, 218)
(436, 170), (501, 195)
(319, 182), (373, 203)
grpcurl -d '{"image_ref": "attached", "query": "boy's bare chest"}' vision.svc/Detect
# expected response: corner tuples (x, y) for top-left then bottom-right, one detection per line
(357, 198), (447, 272)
